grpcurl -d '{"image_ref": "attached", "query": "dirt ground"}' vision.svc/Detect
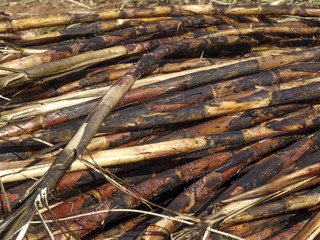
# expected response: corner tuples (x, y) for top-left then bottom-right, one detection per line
(2, 0), (320, 18)
(0, 0), (213, 17)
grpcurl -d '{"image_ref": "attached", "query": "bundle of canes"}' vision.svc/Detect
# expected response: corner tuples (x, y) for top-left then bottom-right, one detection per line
(3, 2), (320, 240)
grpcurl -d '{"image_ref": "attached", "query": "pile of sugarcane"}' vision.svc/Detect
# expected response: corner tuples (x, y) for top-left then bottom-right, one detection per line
(3, 3), (320, 239)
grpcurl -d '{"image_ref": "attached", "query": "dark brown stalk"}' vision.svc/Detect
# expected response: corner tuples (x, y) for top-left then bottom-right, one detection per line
(1, 57), (314, 140)
(43, 15), (241, 50)
(92, 214), (151, 239)
(223, 185), (320, 225)
(118, 47), (320, 106)
(2, 104), (320, 184)
(0, 34), (191, 88)
(268, 217), (311, 240)
(89, 80), (320, 134)
(16, 17), (171, 46)
(0, 147), (36, 162)
(16, 57), (221, 103)
(0, 5), (235, 33)
(0, 27), (259, 239)
(0, 14), (241, 77)
(264, 147), (320, 193)
(4, 4), (320, 33)
(0, 168), (108, 215)
(151, 104), (307, 143)
(45, 57), (222, 98)
(217, 214), (293, 239)
(198, 162), (320, 235)
(25, 148), (239, 238)
(244, 223), (288, 240)
(41, 173), (154, 220)
(272, 36), (320, 48)
(0, 102), (305, 150)
(201, 127), (320, 214)
(136, 135), (298, 240)
(208, 26), (320, 38)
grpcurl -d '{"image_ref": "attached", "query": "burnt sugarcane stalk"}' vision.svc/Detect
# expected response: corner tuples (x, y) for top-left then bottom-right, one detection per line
(207, 128), (320, 206)
(244, 223), (289, 240)
(223, 185), (320, 225)
(0, 167), (108, 214)
(0, 102), (304, 149)
(25, 144), (251, 239)
(0, 14), (243, 77)
(85, 79), (320, 134)
(152, 104), (307, 143)
(206, 26), (320, 38)
(186, 163), (320, 240)
(93, 214), (152, 239)
(4, 13), (320, 240)
(0, 5), (236, 33)
(43, 15), (241, 50)
(136, 135), (298, 240)
(218, 213), (294, 239)
(268, 216), (312, 240)
(16, 17), (171, 45)
(40, 173), (155, 220)
(263, 147), (320, 195)
(2, 46), (318, 115)
(18, 57), (219, 101)
(1, 105), (319, 182)
(118, 47), (320, 106)
(1, 58), (315, 139)
(4, 4), (320, 34)
(0, 35), (192, 89)
(46, 57), (233, 98)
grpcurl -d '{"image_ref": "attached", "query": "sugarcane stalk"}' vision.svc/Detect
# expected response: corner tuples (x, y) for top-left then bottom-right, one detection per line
(1, 104), (320, 183)
(4, 56), (239, 112)
(218, 213), (293, 239)
(244, 223), (288, 240)
(0, 5), (232, 33)
(118, 47), (320, 106)
(0, 35), (190, 88)
(293, 213), (320, 240)
(44, 15), (241, 50)
(268, 217), (311, 240)
(4, 4), (320, 240)
(209, 128), (320, 205)
(5, 4), (320, 34)
(93, 214), (151, 239)
(0, 14), (244, 77)
(88, 80), (320, 134)
(25, 148), (239, 239)
(0, 25), (193, 239)
(1, 56), (313, 139)
(4, 5), (320, 239)
(151, 103), (307, 143)
(206, 26), (320, 39)
(41, 173), (154, 220)
(4, 45), (317, 114)
(136, 135), (298, 240)
(46, 57), (231, 98)
(189, 162), (320, 240)
(16, 17), (171, 45)
(223, 185), (320, 225)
